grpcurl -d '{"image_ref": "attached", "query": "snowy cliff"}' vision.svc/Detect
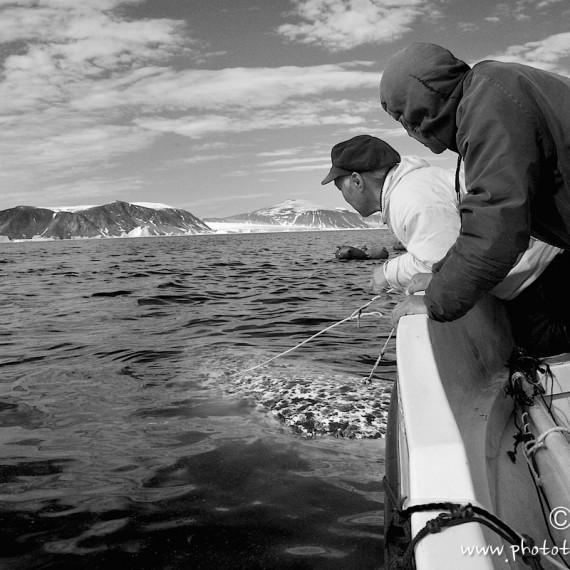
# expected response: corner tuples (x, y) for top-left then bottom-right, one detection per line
(0, 201), (212, 241)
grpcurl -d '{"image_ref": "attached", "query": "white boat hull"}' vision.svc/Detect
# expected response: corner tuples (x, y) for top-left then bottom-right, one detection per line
(385, 295), (570, 570)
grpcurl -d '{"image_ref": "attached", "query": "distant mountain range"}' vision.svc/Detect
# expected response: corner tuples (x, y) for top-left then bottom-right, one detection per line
(204, 199), (381, 231)
(0, 201), (212, 241)
(0, 199), (382, 241)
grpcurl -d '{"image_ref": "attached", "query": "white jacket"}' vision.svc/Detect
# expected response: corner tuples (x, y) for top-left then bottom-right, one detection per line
(380, 157), (561, 300)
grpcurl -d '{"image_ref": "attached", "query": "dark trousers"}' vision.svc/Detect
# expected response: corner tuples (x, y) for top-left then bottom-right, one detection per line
(506, 250), (570, 357)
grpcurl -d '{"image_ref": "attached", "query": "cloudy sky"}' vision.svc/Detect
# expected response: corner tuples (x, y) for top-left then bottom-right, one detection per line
(1, 0), (569, 218)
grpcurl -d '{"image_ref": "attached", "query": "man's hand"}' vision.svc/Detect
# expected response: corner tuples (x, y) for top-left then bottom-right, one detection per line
(391, 295), (429, 326)
(368, 265), (388, 294)
(405, 272), (433, 295)
(390, 272), (432, 326)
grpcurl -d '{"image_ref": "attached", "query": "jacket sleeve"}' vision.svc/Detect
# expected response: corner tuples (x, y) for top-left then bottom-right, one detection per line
(426, 73), (538, 321)
(384, 204), (460, 289)
(383, 251), (433, 290)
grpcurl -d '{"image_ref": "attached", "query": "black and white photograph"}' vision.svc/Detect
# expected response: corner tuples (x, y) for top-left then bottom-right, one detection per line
(1, 1), (570, 569)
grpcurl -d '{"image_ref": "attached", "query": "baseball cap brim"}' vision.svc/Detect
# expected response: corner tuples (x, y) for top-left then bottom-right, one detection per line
(321, 165), (352, 185)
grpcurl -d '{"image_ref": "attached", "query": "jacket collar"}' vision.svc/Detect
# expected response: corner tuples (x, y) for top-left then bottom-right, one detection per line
(380, 156), (430, 224)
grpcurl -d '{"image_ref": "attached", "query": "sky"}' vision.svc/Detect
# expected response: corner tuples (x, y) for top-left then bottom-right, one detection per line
(1, 0), (569, 218)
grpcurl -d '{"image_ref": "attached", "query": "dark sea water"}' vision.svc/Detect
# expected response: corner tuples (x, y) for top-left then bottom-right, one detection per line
(0, 229), (401, 570)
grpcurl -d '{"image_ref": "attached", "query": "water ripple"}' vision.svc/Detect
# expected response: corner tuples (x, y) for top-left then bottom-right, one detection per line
(0, 230), (395, 569)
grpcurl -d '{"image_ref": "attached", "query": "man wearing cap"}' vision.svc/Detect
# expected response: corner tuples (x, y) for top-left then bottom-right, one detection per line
(322, 134), (464, 293)
(322, 134), (566, 356)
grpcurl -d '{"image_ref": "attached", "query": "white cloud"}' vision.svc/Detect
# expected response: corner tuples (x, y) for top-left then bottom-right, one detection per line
(69, 63), (378, 112)
(134, 109), (364, 138)
(1, 174), (144, 208)
(181, 192), (274, 211)
(222, 170), (250, 178)
(156, 154), (236, 171)
(132, 96), (377, 138)
(192, 142), (231, 151)
(257, 149), (304, 157)
(260, 163), (332, 173)
(44, 175), (145, 200)
(0, 1), (187, 74)
(0, 111), (160, 202)
(260, 156), (328, 167)
(488, 33), (570, 75)
(458, 22), (479, 32)
(486, 0), (567, 22)
(535, 0), (566, 6)
(277, 0), (438, 51)
(179, 154), (235, 165)
(0, 0), (383, 206)
(0, 118), (157, 173)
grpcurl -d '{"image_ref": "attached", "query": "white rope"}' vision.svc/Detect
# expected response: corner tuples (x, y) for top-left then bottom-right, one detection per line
(234, 295), (385, 377)
(524, 426), (570, 457)
(520, 412), (543, 485)
(363, 327), (395, 384)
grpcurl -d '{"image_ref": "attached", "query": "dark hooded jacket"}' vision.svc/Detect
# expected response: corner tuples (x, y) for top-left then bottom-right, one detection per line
(380, 43), (570, 322)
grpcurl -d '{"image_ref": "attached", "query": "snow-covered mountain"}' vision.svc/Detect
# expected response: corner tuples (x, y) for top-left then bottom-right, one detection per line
(0, 199), (385, 241)
(205, 199), (382, 232)
(0, 201), (212, 241)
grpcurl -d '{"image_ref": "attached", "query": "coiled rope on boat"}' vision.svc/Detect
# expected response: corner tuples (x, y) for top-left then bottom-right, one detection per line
(525, 425), (570, 459)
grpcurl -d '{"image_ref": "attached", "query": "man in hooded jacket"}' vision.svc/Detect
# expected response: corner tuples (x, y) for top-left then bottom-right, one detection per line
(379, 43), (570, 340)
(323, 134), (564, 355)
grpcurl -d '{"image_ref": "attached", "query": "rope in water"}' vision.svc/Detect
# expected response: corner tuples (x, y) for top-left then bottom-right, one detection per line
(364, 327), (395, 384)
(235, 294), (390, 379)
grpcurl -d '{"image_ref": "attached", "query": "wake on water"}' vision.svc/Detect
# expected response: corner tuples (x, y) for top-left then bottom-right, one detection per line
(196, 289), (395, 439)
(198, 347), (392, 440)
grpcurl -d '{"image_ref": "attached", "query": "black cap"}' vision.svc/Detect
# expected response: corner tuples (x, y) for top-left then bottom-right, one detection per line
(321, 135), (400, 185)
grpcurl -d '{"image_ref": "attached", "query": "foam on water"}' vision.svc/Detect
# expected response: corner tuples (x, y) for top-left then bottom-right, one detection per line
(202, 353), (391, 439)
